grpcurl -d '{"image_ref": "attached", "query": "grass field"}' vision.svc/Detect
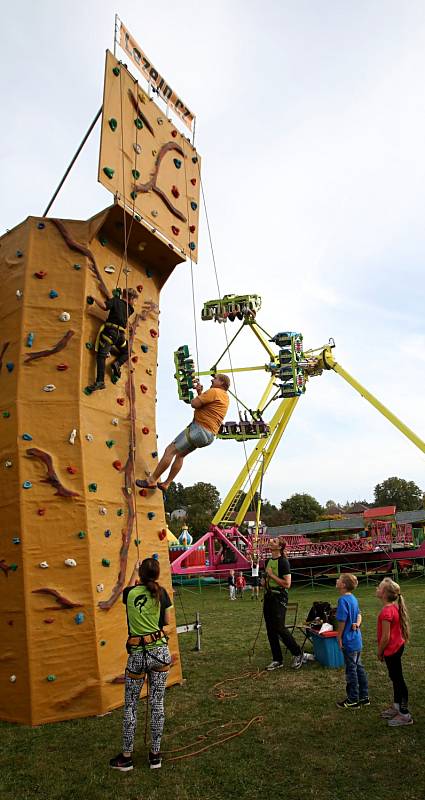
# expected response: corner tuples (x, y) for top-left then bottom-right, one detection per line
(1, 579), (424, 800)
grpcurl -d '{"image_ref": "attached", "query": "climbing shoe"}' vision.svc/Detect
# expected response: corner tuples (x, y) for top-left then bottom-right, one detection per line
(136, 479), (157, 489)
(149, 751), (162, 769)
(109, 752), (134, 771)
(111, 362), (121, 381)
(86, 381), (105, 393)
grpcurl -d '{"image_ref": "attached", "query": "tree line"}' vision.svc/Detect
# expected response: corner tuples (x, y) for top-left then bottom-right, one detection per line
(165, 476), (424, 538)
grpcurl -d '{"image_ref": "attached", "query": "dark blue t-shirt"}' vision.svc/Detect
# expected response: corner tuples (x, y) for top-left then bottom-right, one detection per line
(336, 593), (362, 651)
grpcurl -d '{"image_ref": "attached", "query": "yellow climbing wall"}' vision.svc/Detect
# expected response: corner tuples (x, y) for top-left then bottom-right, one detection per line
(98, 50), (201, 262)
(0, 204), (185, 725)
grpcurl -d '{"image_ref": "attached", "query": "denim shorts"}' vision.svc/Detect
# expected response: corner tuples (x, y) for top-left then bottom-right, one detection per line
(174, 421), (215, 455)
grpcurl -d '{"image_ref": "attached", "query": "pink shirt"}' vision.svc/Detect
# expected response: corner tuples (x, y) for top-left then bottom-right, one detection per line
(377, 604), (405, 656)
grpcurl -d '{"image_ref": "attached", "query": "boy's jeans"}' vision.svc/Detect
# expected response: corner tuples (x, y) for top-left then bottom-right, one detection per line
(343, 649), (368, 702)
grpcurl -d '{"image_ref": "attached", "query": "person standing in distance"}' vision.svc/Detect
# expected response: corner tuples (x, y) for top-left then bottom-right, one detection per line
(263, 539), (304, 670)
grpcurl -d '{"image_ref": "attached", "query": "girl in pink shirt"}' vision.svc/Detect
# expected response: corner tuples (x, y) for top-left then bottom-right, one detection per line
(376, 578), (412, 727)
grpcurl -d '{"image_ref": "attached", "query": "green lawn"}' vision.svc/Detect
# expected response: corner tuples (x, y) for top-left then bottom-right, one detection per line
(1, 579), (424, 800)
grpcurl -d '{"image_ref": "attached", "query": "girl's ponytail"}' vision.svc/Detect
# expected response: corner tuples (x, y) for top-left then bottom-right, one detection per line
(397, 593), (410, 643)
(138, 558), (162, 603)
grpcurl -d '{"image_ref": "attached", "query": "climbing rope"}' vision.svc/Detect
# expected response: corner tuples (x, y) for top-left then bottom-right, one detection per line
(162, 716), (263, 762)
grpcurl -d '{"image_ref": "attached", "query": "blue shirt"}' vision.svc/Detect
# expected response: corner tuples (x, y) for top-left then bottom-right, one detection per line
(336, 593), (362, 652)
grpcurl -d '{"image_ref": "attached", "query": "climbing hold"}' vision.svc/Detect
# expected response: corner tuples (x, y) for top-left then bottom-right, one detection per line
(100, 640), (107, 647)
(131, 356), (138, 365)
(104, 265), (115, 274)
(111, 418), (119, 426)
(139, 489), (147, 497)
(189, 225), (196, 233)
(112, 66), (120, 76)
(108, 118), (118, 131)
(134, 118), (143, 129)
(34, 270), (47, 279)
(146, 267), (153, 277)
(134, 538), (141, 546)
(190, 201), (198, 211)
(4, 460), (12, 468)
(43, 384), (56, 392)
(16, 289), (23, 299)
(74, 613), (85, 624)
(39, 561), (49, 569)
(189, 242), (196, 251)
(123, 266), (131, 275)
(171, 130), (177, 138)
(103, 166), (115, 179)
(96, 583), (104, 593)
(88, 483), (97, 492)
(12, 537), (20, 545)
(37, 508), (46, 516)
(85, 434), (94, 442)
(142, 427), (149, 435)
(9, 564), (18, 572)
(158, 529), (167, 541)
(59, 311), (71, 322)
(105, 439), (116, 448)
(99, 236), (108, 246)
(56, 363), (68, 371)
(64, 558), (77, 567)
(37, 222), (46, 229)
(99, 506), (107, 515)
(132, 169), (140, 179)
(140, 384), (148, 393)
(10, 675), (17, 683)
(112, 460), (122, 470)
(78, 531), (86, 539)
(141, 344), (148, 354)
(192, 156), (198, 164)
(104, 529), (112, 538)
(171, 226), (180, 235)
(26, 332), (34, 347)
(16, 250), (23, 258)
(151, 451), (158, 458)
(69, 429), (77, 444)
(66, 466), (77, 475)
(46, 675), (56, 682)
(147, 512), (155, 520)
(117, 508), (124, 516)
(130, 191), (138, 201)
(2, 411), (11, 418)
(151, 210), (158, 218)
(73, 263), (81, 270)
(136, 285), (143, 293)
(173, 159), (182, 169)
(190, 178), (197, 186)
(49, 290), (58, 299)
(22, 433), (32, 441)
(152, 553), (159, 560)
(146, 368), (153, 376)
(117, 398), (125, 406)
(44, 618), (55, 624)
(157, 117), (164, 125)
(171, 185), (180, 198)
(133, 143), (142, 154)
(22, 481), (32, 489)
(134, 213), (141, 222)
(83, 387), (92, 396)
(150, 328), (158, 338)
(102, 558), (110, 567)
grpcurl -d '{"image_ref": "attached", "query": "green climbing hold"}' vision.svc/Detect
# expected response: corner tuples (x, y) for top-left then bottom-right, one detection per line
(108, 118), (118, 132)
(105, 440), (116, 448)
(112, 66), (120, 76)
(88, 483), (97, 493)
(78, 531), (86, 539)
(47, 674), (56, 682)
(73, 263), (81, 270)
(134, 118), (143, 129)
(2, 411), (10, 418)
(102, 558), (110, 567)
(132, 169), (140, 179)
(117, 509), (124, 517)
(83, 387), (93, 395)
(130, 191), (138, 201)
(134, 538), (141, 546)
(134, 214), (141, 222)
(9, 564), (18, 571)
(85, 342), (93, 350)
(103, 167), (115, 179)
(100, 640), (107, 647)
(100, 236), (108, 246)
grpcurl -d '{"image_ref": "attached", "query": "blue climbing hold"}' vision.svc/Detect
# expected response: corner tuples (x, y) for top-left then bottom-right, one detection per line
(192, 156), (198, 164)
(16, 250), (23, 258)
(88, 483), (97, 493)
(190, 201), (198, 211)
(26, 332), (34, 347)
(6, 363), (14, 372)
(104, 529), (112, 538)
(49, 290), (59, 299)
(22, 481), (32, 489)
(22, 433), (32, 441)
(189, 242), (196, 251)
(146, 269), (153, 278)
(152, 553), (159, 560)
(141, 344), (148, 353)
(173, 158), (182, 169)
(37, 222), (45, 229)
(148, 512), (155, 520)
(151, 451), (158, 458)
(12, 537), (20, 545)
(73, 263), (81, 270)
(74, 613), (85, 625)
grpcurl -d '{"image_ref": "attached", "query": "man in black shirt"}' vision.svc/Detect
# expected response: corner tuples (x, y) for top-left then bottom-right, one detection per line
(87, 288), (138, 392)
(263, 538), (303, 671)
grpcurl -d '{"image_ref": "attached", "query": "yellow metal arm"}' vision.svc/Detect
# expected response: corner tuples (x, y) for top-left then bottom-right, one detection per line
(324, 349), (425, 455)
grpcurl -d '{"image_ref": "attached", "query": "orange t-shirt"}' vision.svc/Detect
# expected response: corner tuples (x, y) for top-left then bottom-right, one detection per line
(193, 388), (229, 434)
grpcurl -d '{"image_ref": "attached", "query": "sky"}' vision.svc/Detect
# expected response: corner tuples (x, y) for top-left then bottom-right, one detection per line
(2, 0), (425, 507)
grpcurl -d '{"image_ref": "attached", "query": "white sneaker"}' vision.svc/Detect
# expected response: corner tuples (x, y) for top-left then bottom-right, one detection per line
(291, 654), (304, 670)
(265, 660), (283, 671)
(381, 705), (399, 719)
(388, 712), (413, 727)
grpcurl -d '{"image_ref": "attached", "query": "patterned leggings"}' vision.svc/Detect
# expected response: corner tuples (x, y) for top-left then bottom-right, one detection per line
(123, 644), (171, 754)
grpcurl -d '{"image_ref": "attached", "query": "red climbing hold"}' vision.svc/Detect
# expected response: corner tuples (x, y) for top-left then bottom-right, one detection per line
(140, 384), (148, 393)
(117, 398), (125, 406)
(171, 130), (177, 138)
(44, 618), (55, 624)
(57, 363), (68, 371)
(131, 356), (138, 364)
(150, 329), (158, 338)
(67, 466), (77, 475)
(7, 620), (14, 626)
(37, 508), (46, 516)
(158, 529), (167, 541)
(142, 427), (149, 435)
(137, 284), (143, 293)
(34, 271), (47, 279)
(189, 225), (196, 233)
(113, 460), (122, 470)
(190, 178), (197, 186)
(171, 185), (180, 198)
(139, 488), (148, 497)
(171, 226), (180, 235)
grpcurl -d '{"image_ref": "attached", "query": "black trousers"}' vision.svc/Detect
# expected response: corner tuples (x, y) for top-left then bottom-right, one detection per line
(384, 645), (409, 712)
(96, 324), (129, 383)
(263, 591), (301, 662)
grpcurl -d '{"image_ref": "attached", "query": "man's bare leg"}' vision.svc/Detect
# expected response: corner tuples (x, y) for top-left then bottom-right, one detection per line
(158, 454), (185, 491)
(149, 443), (179, 485)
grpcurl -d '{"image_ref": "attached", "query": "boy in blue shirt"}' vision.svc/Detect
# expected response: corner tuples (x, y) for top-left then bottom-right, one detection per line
(336, 573), (369, 709)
